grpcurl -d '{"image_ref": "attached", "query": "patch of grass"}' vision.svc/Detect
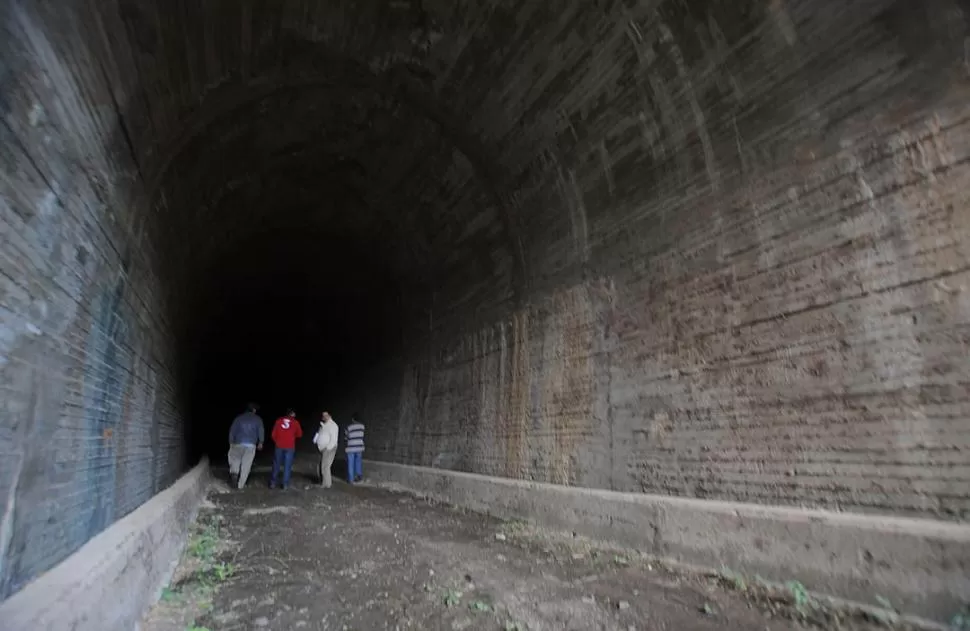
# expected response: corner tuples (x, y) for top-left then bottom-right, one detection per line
(188, 523), (219, 561)
(869, 594), (900, 625)
(612, 555), (630, 567)
(188, 562), (234, 591)
(504, 623), (526, 631)
(189, 515), (224, 555)
(148, 513), (234, 631)
(160, 586), (180, 602)
(785, 580), (814, 616)
(181, 516), (236, 591)
(718, 567), (747, 592)
(951, 604), (970, 630)
(500, 518), (530, 535)
(443, 589), (461, 607)
(211, 562), (234, 582)
(468, 600), (493, 613)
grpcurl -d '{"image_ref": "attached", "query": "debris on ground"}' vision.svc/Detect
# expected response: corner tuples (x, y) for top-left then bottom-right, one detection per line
(143, 462), (934, 631)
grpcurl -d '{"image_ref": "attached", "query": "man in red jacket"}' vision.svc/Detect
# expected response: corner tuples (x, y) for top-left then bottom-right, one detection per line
(269, 408), (303, 490)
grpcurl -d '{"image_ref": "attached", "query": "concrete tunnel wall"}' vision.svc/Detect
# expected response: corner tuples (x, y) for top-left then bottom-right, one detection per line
(2, 0), (970, 603)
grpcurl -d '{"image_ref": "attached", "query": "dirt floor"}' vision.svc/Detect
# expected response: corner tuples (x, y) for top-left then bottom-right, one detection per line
(142, 456), (920, 631)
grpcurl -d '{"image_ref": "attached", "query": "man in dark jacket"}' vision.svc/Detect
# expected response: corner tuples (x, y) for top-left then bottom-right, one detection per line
(228, 403), (264, 489)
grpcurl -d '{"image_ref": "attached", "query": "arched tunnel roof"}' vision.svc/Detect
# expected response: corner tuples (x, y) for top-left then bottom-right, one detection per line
(110, 2), (546, 348)
(2, 0), (970, 608)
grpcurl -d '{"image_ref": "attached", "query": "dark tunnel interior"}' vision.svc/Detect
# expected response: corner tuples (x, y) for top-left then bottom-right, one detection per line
(182, 226), (408, 461)
(149, 54), (523, 461)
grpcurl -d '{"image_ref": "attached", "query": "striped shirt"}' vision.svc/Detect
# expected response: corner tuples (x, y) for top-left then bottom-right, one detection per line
(345, 423), (365, 453)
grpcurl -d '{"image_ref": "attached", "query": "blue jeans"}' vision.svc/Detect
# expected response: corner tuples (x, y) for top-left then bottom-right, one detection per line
(271, 447), (295, 488)
(346, 452), (362, 482)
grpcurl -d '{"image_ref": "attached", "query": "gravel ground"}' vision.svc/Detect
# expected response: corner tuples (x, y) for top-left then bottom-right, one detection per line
(143, 457), (920, 631)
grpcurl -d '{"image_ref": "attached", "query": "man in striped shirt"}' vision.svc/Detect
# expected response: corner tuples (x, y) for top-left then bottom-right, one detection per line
(345, 414), (365, 483)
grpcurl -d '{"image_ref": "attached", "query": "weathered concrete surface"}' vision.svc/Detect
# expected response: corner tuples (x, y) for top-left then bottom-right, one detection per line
(144, 460), (889, 631)
(364, 460), (970, 623)
(0, 458), (209, 631)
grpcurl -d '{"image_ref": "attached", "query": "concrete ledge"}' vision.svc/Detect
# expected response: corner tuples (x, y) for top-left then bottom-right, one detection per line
(0, 458), (211, 631)
(364, 460), (970, 622)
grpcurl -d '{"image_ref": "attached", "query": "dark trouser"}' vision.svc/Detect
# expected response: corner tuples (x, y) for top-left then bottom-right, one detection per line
(270, 447), (295, 487)
(346, 451), (362, 482)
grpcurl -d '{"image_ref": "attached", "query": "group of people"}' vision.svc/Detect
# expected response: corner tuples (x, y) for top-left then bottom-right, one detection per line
(226, 403), (365, 490)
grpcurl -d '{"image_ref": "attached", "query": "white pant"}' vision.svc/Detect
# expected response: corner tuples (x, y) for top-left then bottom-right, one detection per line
(318, 447), (337, 487)
(228, 444), (256, 489)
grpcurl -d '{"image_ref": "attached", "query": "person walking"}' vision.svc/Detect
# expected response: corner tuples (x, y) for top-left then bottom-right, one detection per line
(227, 403), (264, 489)
(270, 408), (302, 490)
(345, 413), (365, 483)
(313, 411), (340, 488)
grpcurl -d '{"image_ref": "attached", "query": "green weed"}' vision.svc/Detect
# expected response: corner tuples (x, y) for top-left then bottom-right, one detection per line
(187, 517), (222, 561)
(785, 580), (813, 615)
(188, 530), (217, 560)
(951, 605), (970, 630)
(211, 562), (234, 582)
(443, 590), (461, 607)
(719, 567), (747, 592)
(160, 586), (180, 602)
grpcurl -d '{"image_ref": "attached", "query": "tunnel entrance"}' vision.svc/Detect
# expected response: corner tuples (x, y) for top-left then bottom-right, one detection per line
(181, 227), (406, 461)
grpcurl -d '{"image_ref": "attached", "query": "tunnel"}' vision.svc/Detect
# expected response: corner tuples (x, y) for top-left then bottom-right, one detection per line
(2, 0), (970, 620)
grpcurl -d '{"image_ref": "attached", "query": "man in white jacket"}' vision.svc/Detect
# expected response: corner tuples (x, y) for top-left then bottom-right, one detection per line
(313, 412), (340, 488)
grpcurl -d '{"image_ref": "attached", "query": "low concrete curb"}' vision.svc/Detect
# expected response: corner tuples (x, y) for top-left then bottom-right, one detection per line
(364, 460), (970, 623)
(0, 458), (211, 631)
